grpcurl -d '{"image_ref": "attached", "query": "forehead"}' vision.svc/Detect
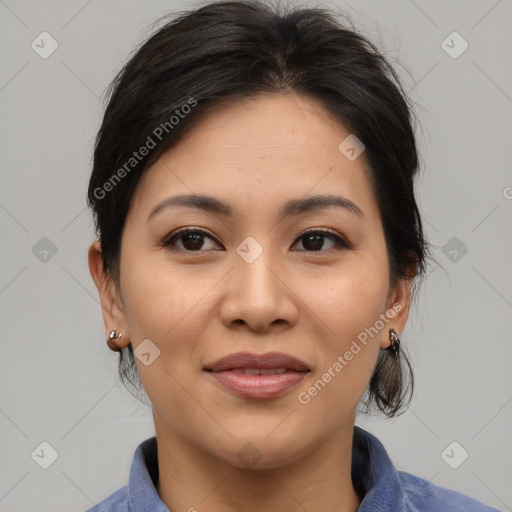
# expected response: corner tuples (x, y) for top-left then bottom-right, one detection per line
(128, 94), (380, 224)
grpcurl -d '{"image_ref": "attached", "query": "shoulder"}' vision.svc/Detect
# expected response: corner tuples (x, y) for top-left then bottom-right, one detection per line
(399, 471), (501, 511)
(84, 485), (129, 512)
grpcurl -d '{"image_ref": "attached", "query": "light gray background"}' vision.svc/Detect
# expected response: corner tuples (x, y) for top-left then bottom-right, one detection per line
(0, 0), (511, 511)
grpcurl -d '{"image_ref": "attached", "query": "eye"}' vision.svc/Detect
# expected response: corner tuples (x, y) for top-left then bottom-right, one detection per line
(160, 227), (350, 253)
(292, 229), (349, 252)
(160, 227), (220, 252)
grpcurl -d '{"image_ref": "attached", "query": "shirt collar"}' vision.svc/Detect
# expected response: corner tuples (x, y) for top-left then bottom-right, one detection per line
(352, 425), (406, 511)
(128, 435), (170, 511)
(128, 426), (406, 511)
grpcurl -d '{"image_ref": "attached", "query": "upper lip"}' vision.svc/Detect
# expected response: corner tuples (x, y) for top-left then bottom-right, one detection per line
(204, 351), (311, 372)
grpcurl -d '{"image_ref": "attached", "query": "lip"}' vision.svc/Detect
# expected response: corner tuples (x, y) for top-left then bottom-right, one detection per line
(203, 351), (310, 399)
(204, 351), (310, 372)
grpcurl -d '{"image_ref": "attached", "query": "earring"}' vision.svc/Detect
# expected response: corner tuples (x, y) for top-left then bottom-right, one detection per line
(387, 329), (400, 354)
(106, 329), (122, 352)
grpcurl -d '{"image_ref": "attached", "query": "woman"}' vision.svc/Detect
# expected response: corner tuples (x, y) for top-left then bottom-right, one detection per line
(85, 1), (499, 510)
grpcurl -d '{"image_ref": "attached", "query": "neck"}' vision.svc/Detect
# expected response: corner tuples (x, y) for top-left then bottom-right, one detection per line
(154, 413), (362, 512)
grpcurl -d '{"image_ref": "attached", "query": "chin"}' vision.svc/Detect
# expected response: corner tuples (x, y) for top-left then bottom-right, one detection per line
(216, 434), (310, 470)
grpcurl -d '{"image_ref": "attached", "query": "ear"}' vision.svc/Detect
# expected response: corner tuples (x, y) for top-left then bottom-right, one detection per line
(88, 240), (131, 349)
(380, 265), (416, 350)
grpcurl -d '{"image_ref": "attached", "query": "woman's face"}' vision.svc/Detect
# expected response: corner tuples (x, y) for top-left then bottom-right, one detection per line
(90, 93), (413, 468)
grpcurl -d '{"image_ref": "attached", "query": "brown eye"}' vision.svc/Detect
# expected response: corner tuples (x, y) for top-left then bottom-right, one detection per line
(293, 230), (349, 252)
(160, 227), (349, 253)
(161, 228), (220, 252)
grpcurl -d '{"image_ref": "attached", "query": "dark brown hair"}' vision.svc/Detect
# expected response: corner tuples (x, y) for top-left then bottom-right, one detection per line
(87, 0), (432, 417)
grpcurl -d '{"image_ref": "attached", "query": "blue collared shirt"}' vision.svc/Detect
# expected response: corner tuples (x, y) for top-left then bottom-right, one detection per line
(85, 426), (500, 511)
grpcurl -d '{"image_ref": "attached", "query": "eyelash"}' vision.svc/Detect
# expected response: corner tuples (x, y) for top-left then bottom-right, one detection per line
(160, 227), (350, 253)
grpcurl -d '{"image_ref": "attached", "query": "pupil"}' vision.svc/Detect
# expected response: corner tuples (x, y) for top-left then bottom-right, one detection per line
(184, 233), (203, 250)
(304, 234), (323, 251)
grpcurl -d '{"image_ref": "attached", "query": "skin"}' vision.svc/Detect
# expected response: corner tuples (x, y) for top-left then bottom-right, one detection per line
(89, 93), (414, 512)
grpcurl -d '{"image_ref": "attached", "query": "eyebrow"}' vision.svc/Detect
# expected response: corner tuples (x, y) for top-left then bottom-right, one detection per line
(147, 193), (364, 222)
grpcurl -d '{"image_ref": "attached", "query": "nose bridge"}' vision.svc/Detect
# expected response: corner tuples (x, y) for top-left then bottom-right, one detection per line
(233, 234), (280, 297)
(220, 234), (295, 330)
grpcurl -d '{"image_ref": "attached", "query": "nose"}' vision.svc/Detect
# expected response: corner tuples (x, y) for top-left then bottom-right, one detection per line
(219, 247), (299, 333)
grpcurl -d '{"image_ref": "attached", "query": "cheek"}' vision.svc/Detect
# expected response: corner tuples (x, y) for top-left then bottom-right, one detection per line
(120, 249), (205, 339)
(117, 253), (211, 423)
(297, 283), (385, 422)
(304, 252), (389, 345)
(118, 250), (217, 390)
(297, 251), (389, 399)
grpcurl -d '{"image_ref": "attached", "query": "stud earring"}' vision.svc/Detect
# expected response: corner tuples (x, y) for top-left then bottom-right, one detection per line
(106, 329), (122, 352)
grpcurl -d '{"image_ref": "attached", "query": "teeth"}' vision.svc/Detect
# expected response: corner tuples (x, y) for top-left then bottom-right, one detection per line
(239, 368), (288, 375)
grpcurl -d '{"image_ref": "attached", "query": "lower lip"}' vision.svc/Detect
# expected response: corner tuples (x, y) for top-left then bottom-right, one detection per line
(206, 370), (309, 399)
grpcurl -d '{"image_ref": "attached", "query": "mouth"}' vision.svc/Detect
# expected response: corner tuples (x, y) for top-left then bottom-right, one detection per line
(203, 352), (311, 399)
